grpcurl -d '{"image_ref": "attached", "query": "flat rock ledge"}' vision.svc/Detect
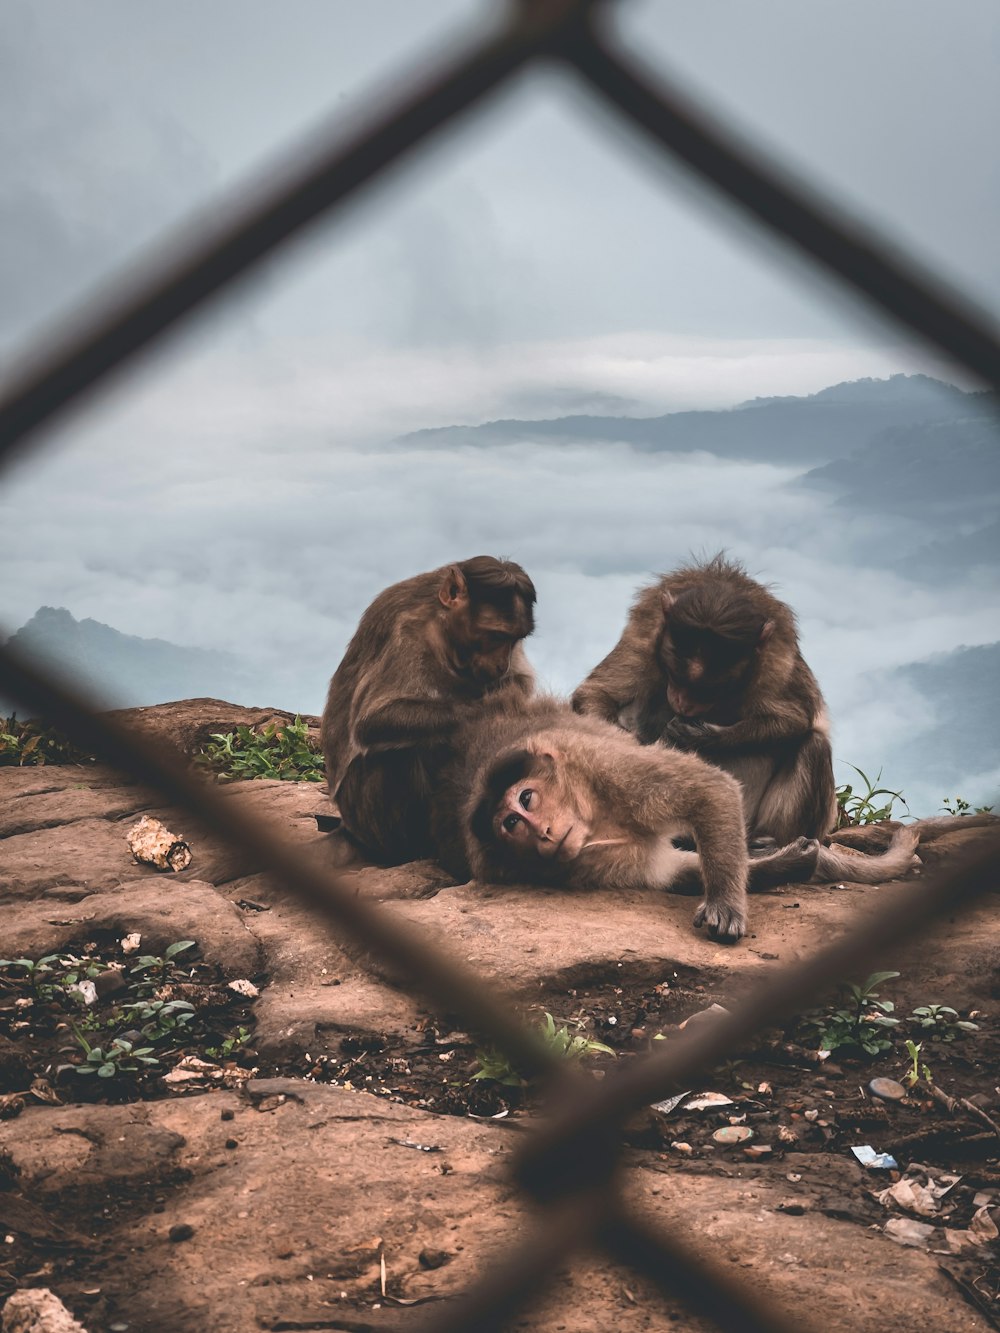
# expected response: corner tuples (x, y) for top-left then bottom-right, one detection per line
(1, 699), (998, 1332)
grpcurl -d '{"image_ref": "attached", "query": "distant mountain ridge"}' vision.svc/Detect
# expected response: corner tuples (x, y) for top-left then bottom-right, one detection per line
(401, 374), (995, 467)
(2, 607), (254, 714)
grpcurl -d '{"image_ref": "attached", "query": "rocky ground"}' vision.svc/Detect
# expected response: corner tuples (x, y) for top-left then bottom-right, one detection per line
(1, 700), (998, 1333)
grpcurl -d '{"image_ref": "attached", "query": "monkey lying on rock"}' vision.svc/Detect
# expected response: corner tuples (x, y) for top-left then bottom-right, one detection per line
(433, 697), (920, 944)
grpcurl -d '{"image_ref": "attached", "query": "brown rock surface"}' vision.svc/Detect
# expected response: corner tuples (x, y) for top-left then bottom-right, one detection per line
(1, 699), (997, 1331)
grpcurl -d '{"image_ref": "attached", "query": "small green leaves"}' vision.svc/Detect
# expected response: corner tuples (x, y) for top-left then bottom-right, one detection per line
(196, 716), (324, 783)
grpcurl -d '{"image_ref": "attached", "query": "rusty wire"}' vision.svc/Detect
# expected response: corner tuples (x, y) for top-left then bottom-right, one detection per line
(1, 0), (998, 1329)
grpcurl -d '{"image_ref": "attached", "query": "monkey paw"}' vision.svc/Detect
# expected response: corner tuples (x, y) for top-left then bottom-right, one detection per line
(693, 899), (747, 942)
(665, 718), (717, 747)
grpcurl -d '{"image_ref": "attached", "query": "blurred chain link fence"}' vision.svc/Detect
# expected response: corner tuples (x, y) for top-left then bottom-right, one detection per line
(1, 2), (998, 1329)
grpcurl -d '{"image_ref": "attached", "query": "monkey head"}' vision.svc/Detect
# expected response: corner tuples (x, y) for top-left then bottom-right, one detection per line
(437, 561), (535, 689)
(469, 746), (591, 873)
(657, 588), (774, 719)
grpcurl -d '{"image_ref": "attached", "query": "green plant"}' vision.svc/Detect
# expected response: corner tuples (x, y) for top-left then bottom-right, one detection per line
(196, 716), (324, 783)
(903, 1039), (931, 1087)
(0, 954), (66, 1000)
(835, 765), (909, 827)
(471, 1012), (614, 1086)
(121, 998), (197, 1041)
(205, 1026), (253, 1059)
(941, 796), (995, 816)
(806, 970), (901, 1056)
(129, 940), (196, 985)
(0, 715), (94, 768)
(908, 1004), (979, 1041)
(66, 1031), (160, 1079)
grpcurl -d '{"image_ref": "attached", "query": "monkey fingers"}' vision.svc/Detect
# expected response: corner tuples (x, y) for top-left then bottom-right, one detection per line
(693, 897), (747, 942)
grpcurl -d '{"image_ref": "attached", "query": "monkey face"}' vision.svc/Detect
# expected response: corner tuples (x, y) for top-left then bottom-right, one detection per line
(493, 776), (588, 862)
(659, 624), (756, 718)
(448, 604), (528, 687)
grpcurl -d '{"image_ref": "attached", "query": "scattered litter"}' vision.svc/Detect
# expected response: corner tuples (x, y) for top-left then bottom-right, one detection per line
(803, 1109), (819, 1122)
(162, 1055), (223, 1087)
(970, 1205), (999, 1243)
(851, 1145), (898, 1170)
(126, 815), (192, 872)
(649, 1091), (691, 1117)
(388, 1138), (442, 1153)
(682, 1092), (734, 1111)
(227, 979), (259, 999)
(121, 932), (142, 954)
(875, 1163), (961, 1218)
(670, 1141), (693, 1156)
(679, 1003), (731, 1031)
(868, 1077), (907, 1102)
(713, 1126), (753, 1145)
(777, 1126), (798, 1144)
(66, 979), (98, 1007)
(757, 1082), (773, 1096)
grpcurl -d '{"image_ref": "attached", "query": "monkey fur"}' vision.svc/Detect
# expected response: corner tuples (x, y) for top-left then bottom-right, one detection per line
(322, 556), (536, 864)
(572, 554), (837, 845)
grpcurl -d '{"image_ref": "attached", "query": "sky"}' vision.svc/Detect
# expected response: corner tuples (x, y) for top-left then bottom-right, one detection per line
(1, 0), (998, 812)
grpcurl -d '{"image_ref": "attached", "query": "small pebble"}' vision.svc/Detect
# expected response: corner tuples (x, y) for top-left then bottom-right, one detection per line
(168, 1223), (195, 1243)
(868, 1077), (907, 1102)
(225, 1138), (238, 1150)
(418, 1248), (451, 1270)
(221, 1108), (235, 1122)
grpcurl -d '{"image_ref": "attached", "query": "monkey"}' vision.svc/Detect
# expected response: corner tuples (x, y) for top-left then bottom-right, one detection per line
(322, 556), (536, 865)
(432, 695), (752, 941)
(434, 696), (921, 943)
(572, 554), (836, 848)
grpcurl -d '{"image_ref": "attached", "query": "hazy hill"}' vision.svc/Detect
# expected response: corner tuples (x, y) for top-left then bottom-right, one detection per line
(2, 607), (254, 714)
(878, 641), (1000, 803)
(402, 374), (993, 467)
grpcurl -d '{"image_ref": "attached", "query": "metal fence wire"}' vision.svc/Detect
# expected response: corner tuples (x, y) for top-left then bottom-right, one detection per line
(1, 2), (998, 1329)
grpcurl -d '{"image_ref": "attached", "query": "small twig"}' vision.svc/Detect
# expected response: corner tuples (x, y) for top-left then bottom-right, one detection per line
(917, 1077), (1000, 1138)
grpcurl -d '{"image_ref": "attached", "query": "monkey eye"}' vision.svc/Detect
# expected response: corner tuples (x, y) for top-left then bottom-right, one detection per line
(518, 788), (535, 810)
(502, 813), (522, 834)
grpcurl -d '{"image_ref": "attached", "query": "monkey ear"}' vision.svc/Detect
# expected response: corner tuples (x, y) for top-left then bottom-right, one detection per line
(438, 564), (469, 609)
(758, 619), (776, 645)
(660, 591), (675, 621)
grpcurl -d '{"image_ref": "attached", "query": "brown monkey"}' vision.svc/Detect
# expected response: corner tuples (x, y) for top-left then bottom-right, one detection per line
(572, 555), (836, 846)
(322, 556), (536, 864)
(434, 697), (918, 937)
(433, 696), (752, 940)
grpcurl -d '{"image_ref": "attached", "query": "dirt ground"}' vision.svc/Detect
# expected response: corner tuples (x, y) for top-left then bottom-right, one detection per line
(1, 700), (998, 1332)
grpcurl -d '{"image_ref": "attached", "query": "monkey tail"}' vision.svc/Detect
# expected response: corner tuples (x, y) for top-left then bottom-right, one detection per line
(813, 826), (920, 884)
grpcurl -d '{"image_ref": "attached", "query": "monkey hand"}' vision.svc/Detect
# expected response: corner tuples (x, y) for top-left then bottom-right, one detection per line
(693, 898), (747, 942)
(665, 717), (721, 748)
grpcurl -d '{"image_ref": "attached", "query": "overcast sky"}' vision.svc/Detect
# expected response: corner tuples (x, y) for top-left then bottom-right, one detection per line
(1, 0), (998, 812)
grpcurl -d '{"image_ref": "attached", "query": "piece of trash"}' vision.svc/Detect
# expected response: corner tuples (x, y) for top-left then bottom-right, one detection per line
(227, 979), (259, 998)
(121, 932), (142, 954)
(803, 1109), (819, 1122)
(670, 1141), (693, 1156)
(969, 1205), (999, 1244)
(649, 1091), (692, 1117)
(868, 1077), (907, 1102)
(713, 1125), (753, 1145)
(0, 1093), (25, 1120)
(67, 979), (98, 1006)
(777, 1126), (798, 1144)
(388, 1138), (442, 1153)
(679, 1004), (730, 1031)
(744, 1144), (773, 1160)
(126, 815), (192, 872)
(851, 1145), (898, 1170)
(757, 1082), (773, 1096)
(162, 1055), (223, 1086)
(683, 1092), (734, 1111)
(883, 1217), (936, 1248)
(875, 1163), (962, 1218)
(1, 1289), (88, 1332)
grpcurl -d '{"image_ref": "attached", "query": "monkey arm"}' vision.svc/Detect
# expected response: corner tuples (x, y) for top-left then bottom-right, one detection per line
(666, 698), (816, 752)
(667, 761), (749, 940)
(352, 696), (469, 752)
(572, 637), (649, 723)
